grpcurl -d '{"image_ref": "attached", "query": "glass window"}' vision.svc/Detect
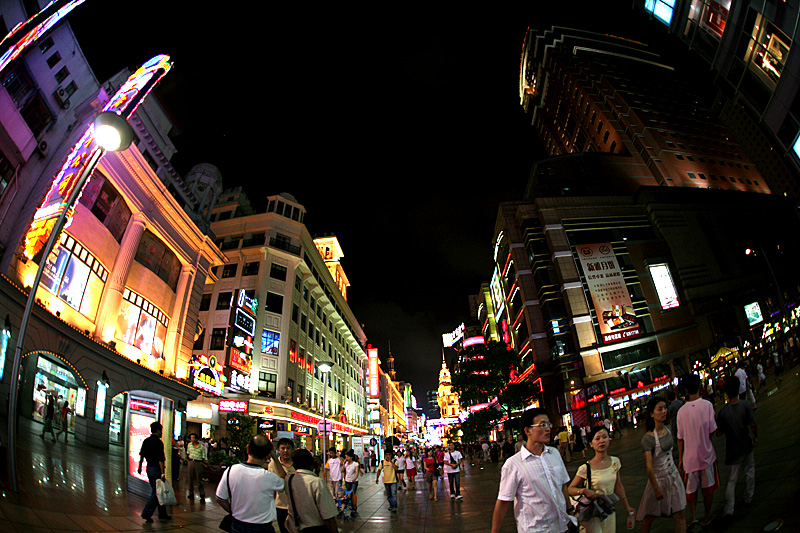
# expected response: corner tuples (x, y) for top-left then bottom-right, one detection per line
(645, 0), (675, 25)
(114, 289), (169, 358)
(216, 292), (232, 310)
(265, 292), (284, 314)
(38, 233), (107, 320)
(210, 328), (227, 350)
(261, 329), (280, 355)
(743, 12), (792, 87)
(221, 264), (237, 278)
(270, 263), (287, 281)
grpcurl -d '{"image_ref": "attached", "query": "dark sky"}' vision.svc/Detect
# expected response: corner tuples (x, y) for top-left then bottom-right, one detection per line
(69, 2), (637, 411)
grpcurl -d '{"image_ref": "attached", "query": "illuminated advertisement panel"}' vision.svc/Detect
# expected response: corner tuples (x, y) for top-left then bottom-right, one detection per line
(368, 348), (379, 399)
(128, 396), (159, 483)
(189, 354), (225, 395)
(648, 264), (680, 310)
(745, 302), (763, 326)
(219, 399), (249, 413)
(576, 243), (641, 344)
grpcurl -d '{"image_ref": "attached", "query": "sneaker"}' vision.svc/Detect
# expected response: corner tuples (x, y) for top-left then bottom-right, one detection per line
(141, 515), (153, 523)
(456, 495), (463, 500)
(450, 494), (455, 499)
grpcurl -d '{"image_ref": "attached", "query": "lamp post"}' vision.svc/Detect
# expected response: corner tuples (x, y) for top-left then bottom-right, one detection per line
(6, 112), (133, 493)
(318, 360), (334, 463)
(745, 246), (787, 320)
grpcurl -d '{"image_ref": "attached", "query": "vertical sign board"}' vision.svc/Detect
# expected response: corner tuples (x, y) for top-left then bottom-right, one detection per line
(227, 290), (255, 392)
(576, 243), (641, 344)
(126, 395), (160, 498)
(368, 348), (379, 399)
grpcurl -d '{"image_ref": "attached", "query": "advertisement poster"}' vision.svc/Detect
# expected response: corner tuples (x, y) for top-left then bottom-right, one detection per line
(128, 397), (160, 482)
(577, 243), (641, 344)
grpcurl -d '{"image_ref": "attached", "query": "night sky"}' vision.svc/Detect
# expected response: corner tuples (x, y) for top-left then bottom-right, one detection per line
(68, 2), (640, 411)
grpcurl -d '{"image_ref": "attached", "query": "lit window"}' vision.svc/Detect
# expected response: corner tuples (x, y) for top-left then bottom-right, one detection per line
(115, 289), (169, 358)
(744, 12), (792, 87)
(645, 0), (675, 25)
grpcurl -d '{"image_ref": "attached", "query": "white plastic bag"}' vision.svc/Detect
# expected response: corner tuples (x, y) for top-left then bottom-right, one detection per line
(156, 478), (177, 506)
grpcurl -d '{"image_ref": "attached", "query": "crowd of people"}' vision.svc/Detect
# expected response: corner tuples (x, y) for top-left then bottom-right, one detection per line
(127, 350), (779, 532)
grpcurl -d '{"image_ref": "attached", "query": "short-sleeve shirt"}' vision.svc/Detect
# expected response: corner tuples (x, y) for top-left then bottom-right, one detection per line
(443, 450), (463, 474)
(379, 459), (397, 483)
(677, 398), (717, 473)
(285, 470), (338, 530)
(344, 461), (359, 483)
(424, 457), (437, 473)
(187, 442), (206, 461)
(215, 463), (285, 524)
(268, 459), (296, 510)
(139, 434), (165, 467)
(497, 445), (571, 532)
(327, 457), (342, 481)
(641, 429), (674, 454)
(716, 400), (755, 465)
(734, 368), (748, 394)
(405, 457), (416, 471)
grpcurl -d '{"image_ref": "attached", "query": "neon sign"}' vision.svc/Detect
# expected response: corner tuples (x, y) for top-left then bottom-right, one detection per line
(23, 55), (172, 260)
(219, 400), (248, 413)
(368, 347), (379, 399)
(0, 0), (88, 76)
(189, 353), (225, 395)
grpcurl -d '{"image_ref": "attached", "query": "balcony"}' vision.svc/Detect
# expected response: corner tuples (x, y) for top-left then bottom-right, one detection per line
(270, 237), (301, 256)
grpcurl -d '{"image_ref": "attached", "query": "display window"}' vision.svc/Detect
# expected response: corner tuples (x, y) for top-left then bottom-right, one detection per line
(687, 0), (730, 40)
(39, 233), (108, 320)
(31, 356), (82, 433)
(744, 12), (792, 87)
(115, 289), (169, 358)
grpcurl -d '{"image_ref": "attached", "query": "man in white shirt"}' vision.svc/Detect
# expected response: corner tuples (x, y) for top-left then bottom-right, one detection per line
(215, 434), (287, 533)
(491, 408), (576, 533)
(734, 362), (748, 400)
(443, 443), (464, 500)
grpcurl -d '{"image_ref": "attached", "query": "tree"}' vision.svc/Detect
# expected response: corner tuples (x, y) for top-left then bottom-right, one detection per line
(451, 341), (540, 430)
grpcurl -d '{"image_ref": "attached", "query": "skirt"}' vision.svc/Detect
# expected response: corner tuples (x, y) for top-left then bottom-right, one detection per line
(407, 467), (417, 478)
(636, 469), (687, 520)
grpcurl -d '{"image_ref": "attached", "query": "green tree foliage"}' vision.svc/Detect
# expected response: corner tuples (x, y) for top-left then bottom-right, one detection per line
(451, 341), (540, 429)
(225, 414), (257, 461)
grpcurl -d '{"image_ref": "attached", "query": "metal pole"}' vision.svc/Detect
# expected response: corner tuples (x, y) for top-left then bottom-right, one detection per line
(6, 148), (104, 492)
(322, 375), (327, 471)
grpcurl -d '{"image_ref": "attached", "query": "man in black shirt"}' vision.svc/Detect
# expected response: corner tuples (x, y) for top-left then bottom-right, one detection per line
(501, 436), (515, 461)
(138, 421), (171, 523)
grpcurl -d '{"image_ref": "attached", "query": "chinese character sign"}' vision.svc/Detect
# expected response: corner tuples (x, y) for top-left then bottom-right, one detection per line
(576, 243), (641, 344)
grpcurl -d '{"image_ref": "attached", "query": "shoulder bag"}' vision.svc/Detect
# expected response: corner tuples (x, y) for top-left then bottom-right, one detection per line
(287, 473), (328, 533)
(576, 462), (619, 522)
(219, 465), (234, 531)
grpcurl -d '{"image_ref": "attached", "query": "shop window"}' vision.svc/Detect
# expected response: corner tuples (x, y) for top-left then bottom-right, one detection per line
(78, 172), (132, 243)
(32, 355), (84, 430)
(686, 0), (729, 40)
(115, 288), (169, 358)
(645, 0), (674, 26)
(38, 233), (108, 320)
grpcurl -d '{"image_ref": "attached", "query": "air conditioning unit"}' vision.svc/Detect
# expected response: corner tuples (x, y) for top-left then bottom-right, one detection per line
(52, 87), (70, 109)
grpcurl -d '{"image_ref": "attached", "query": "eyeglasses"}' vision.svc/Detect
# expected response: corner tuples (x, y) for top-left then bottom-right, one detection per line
(528, 422), (553, 429)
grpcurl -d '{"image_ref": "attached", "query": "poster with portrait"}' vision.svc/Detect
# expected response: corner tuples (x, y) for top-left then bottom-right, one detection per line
(576, 243), (641, 344)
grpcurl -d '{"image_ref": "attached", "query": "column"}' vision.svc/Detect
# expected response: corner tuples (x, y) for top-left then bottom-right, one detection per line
(163, 263), (195, 375)
(93, 213), (147, 342)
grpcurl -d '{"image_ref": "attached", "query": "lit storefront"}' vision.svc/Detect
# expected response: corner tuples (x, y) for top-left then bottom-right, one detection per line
(30, 352), (86, 433)
(249, 399), (367, 453)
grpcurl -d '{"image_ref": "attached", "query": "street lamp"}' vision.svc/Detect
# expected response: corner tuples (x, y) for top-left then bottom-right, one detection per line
(318, 360), (334, 470)
(6, 112), (133, 493)
(745, 246), (787, 319)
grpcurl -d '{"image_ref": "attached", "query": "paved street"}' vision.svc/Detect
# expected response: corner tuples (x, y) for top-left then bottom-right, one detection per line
(0, 367), (798, 532)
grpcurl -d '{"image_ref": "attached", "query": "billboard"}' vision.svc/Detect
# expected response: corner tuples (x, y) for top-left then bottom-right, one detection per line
(744, 302), (763, 327)
(648, 263), (680, 310)
(576, 243), (641, 344)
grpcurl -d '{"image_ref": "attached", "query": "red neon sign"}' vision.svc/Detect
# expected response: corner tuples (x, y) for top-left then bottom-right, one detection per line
(368, 348), (379, 399)
(219, 400), (248, 413)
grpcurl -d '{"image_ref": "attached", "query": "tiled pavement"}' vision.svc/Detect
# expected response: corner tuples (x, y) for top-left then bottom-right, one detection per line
(0, 366), (797, 532)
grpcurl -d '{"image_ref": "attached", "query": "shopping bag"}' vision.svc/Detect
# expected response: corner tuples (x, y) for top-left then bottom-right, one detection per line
(156, 478), (177, 506)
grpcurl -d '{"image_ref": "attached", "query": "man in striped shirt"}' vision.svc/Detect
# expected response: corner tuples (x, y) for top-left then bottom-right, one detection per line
(491, 408), (577, 533)
(186, 433), (207, 500)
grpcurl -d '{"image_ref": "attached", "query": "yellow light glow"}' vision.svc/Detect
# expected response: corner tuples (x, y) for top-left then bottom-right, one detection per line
(103, 326), (115, 343)
(176, 366), (187, 379)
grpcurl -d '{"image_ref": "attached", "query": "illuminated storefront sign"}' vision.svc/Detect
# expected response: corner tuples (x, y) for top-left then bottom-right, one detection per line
(442, 323), (465, 348)
(94, 380), (108, 422)
(219, 399), (249, 413)
(368, 348), (379, 399)
(649, 264), (680, 310)
(233, 309), (255, 337)
(576, 243), (641, 344)
(228, 368), (251, 392)
(24, 55), (172, 261)
(237, 289), (258, 315)
(463, 336), (485, 348)
(189, 353), (225, 395)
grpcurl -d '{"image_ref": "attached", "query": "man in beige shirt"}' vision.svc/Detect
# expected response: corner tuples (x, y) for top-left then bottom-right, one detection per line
(285, 449), (338, 532)
(268, 438), (297, 533)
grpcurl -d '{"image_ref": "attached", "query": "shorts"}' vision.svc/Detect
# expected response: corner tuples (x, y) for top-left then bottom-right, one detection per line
(407, 468), (417, 478)
(345, 480), (358, 492)
(425, 472), (438, 484)
(684, 462), (720, 501)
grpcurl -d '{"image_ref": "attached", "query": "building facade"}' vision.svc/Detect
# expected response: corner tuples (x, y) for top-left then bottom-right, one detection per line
(195, 192), (369, 451)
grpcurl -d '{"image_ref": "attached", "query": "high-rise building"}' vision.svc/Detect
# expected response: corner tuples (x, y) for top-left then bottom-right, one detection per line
(519, 26), (768, 193)
(437, 355), (460, 418)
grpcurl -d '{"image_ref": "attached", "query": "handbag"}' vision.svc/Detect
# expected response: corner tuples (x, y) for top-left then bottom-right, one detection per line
(219, 466), (234, 532)
(576, 463), (620, 522)
(156, 478), (177, 506)
(287, 474), (328, 533)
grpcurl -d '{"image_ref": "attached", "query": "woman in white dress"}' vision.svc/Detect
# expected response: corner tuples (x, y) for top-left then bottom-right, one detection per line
(636, 396), (687, 532)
